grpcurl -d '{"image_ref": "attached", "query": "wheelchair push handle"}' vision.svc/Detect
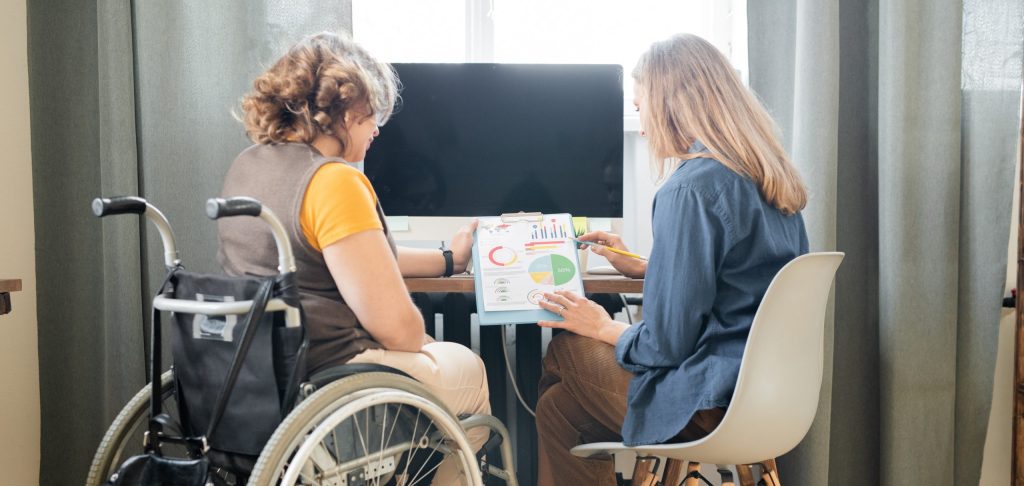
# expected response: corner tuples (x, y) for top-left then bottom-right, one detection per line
(206, 197), (262, 219)
(206, 197), (297, 274)
(92, 196), (147, 216)
(92, 196), (181, 268)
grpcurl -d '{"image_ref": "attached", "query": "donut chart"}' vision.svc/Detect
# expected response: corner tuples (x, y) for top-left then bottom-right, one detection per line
(528, 254), (576, 286)
(488, 246), (518, 266)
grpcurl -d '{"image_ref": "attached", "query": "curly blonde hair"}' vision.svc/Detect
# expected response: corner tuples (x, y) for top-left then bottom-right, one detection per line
(241, 32), (399, 148)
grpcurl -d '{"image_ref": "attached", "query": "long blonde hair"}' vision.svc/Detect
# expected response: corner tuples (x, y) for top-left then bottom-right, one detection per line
(633, 33), (807, 214)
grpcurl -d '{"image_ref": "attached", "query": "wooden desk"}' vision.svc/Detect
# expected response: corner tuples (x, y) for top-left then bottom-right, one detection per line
(403, 274), (643, 486)
(0, 279), (23, 316)
(404, 274), (644, 294)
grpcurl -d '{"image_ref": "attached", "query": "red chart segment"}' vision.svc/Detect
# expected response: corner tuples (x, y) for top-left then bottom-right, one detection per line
(488, 246), (518, 266)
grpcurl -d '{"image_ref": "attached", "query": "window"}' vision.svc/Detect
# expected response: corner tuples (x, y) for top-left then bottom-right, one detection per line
(353, 0), (747, 119)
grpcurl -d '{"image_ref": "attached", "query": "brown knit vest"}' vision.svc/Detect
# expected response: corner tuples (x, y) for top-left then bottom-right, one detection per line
(217, 143), (393, 375)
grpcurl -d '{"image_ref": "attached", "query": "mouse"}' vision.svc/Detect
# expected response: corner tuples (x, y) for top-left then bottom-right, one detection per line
(587, 265), (621, 275)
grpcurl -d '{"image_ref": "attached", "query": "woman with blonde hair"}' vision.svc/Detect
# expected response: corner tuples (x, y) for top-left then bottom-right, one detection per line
(217, 32), (488, 483)
(534, 33), (809, 484)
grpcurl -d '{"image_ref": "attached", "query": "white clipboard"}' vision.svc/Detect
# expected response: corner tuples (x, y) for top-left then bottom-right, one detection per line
(471, 212), (585, 325)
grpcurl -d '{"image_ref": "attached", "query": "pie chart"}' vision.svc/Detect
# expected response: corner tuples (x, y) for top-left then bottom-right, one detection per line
(528, 254), (576, 286)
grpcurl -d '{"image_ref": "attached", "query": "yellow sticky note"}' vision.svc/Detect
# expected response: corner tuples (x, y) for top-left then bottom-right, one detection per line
(571, 216), (588, 237)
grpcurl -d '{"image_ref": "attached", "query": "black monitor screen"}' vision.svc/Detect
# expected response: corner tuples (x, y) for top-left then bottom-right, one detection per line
(364, 63), (624, 217)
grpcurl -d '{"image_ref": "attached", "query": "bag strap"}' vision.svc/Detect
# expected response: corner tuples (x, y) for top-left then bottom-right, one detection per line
(203, 277), (275, 443)
(146, 266), (182, 453)
(274, 272), (308, 413)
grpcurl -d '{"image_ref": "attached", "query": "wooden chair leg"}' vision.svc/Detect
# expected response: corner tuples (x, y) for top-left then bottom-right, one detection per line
(679, 461), (701, 486)
(759, 459), (780, 486)
(662, 458), (686, 485)
(631, 456), (660, 486)
(736, 464), (756, 486)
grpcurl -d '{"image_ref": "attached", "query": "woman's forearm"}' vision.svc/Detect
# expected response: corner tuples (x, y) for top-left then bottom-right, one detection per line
(397, 246), (446, 277)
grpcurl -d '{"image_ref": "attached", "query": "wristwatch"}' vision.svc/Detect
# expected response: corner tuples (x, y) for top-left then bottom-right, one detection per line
(440, 241), (454, 277)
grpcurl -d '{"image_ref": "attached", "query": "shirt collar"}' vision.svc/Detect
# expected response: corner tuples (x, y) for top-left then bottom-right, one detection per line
(689, 140), (707, 154)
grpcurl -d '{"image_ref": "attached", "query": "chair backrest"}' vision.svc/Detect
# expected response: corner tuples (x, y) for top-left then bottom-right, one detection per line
(700, 252), (844, 463)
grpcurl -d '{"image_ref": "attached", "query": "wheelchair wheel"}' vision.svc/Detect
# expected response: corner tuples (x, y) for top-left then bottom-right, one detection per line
(85, 371), (179, 486)
(249, 372), (482, 486)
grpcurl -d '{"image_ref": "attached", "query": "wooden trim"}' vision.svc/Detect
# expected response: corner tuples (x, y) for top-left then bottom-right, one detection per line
(1014, 83), (1024, 486)
(403, 275), (644, 294)
(0, 279), (22, 316)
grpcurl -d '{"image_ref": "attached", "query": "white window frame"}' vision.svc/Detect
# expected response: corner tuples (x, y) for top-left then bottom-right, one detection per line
(354, 0), (747, 132)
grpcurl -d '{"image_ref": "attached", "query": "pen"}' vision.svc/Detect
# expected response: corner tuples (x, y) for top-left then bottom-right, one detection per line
(571, 238), (648, 261)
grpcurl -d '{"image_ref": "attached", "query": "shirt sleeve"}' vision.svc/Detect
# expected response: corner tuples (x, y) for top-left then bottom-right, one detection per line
(300, 163), (384, 251)
(615, 186), (733, 373)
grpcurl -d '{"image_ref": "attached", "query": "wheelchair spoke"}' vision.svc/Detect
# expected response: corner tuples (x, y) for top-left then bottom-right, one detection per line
(398, 408), (422, 481)
(353, 409), (373, 467)
(373, 405), (389, 486)
(407, 448), (444, 486)
(407, 423), (448, 486)
(253, 379), (487, 486)
(331, 427), (344, 485)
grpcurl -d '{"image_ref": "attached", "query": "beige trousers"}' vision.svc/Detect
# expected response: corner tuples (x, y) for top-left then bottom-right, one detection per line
(348, 341), (491, 484)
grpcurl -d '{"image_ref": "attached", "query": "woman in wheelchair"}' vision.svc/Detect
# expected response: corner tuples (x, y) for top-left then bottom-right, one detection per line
(215, 32), (492, 484)
(532, 34), (809, 485)
(89, 32), (516, 486)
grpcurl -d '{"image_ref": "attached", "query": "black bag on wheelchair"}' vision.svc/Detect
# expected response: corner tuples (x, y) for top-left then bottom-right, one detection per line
(168, 270), (306, 475)
(107, 267), (306, 485)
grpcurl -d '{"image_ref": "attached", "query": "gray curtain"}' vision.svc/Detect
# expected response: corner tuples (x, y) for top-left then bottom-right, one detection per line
(748, 0), (1023, 485)
(30, 1), (144, 484)
(28, 1), (351, 483)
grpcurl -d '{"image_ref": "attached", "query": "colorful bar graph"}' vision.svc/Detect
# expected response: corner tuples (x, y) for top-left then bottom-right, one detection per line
(529, 219), (572, 240)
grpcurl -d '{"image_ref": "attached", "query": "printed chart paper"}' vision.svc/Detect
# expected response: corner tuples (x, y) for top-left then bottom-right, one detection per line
(475, 214), (584, 312)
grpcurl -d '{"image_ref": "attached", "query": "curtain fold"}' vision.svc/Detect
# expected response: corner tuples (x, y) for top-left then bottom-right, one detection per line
(29, 0), (144, 484)
(748, 0), (1023, 484)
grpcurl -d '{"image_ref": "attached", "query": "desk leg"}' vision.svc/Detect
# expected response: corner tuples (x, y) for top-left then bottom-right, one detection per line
(0, 293), (10, 315)
(516, 324), (541, 485)
(479, 324), (508, 483)
(479, 325), (508, 424)
(442, 293), (472, 348)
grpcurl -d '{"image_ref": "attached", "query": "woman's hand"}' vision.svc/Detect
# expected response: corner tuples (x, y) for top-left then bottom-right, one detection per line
(577, 231), (647, 278)
(537, 290), (629, 346)
(449, 219), (479, 273)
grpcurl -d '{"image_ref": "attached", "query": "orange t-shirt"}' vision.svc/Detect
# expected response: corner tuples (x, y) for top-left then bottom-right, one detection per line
(300, 163), (384, 252)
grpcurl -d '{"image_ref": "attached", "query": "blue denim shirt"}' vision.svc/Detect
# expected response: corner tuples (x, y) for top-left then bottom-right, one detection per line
(615, 145), (808, 445)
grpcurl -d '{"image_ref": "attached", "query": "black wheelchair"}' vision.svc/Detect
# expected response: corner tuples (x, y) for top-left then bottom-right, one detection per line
(86, 196), (518, 486)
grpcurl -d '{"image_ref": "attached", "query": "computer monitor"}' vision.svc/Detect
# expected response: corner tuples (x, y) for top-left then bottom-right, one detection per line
(364, 63), (624, 218)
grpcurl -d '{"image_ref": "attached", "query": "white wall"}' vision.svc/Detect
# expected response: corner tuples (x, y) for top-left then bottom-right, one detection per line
(979, 138), (1020, 485)
(0, 0), (40, 483)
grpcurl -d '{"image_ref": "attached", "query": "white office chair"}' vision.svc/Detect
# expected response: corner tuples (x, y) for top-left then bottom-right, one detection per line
(572, 252), (845, 486)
